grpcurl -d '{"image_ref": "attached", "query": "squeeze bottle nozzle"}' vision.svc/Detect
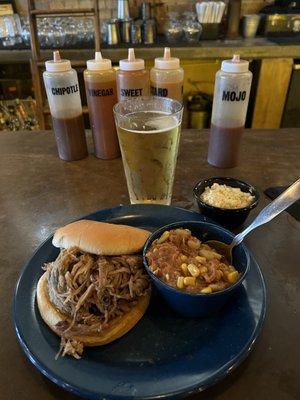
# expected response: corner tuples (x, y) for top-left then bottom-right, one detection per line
(95, 52), (103, 61)
(128, 48), (135, 61)
(164, 47), (171, 59)
(232, 54), (240, 63)
(154, 47), (180, 69)
(86, 51), (112, 70)
(119, 48), (145, 71)
(53, 50), (61, 62)
(45, 50), (71, 72)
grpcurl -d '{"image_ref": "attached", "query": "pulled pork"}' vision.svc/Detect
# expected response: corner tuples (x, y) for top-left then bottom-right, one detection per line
(44, 247), (150, 359)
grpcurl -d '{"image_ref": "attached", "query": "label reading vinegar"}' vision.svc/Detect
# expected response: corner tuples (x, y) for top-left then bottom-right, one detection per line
(88, 88), (114, 97)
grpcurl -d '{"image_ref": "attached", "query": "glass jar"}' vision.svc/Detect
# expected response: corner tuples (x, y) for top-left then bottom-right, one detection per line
(164, 12), (183, 43)
(182, 12), (202, 43)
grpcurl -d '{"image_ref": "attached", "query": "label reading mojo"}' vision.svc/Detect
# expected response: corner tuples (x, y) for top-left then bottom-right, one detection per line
(222, 90), (247, 102)
(51, 84), (79, 96)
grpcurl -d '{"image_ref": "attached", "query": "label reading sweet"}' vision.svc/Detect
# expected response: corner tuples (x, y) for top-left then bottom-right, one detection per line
(120, 88), (143, 97)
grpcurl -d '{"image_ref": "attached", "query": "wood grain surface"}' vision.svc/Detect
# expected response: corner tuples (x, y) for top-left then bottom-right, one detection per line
(252, 59), (293, 129)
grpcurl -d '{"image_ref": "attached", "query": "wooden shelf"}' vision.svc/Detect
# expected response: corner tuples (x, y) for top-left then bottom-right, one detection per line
(30, 8), (95, 16)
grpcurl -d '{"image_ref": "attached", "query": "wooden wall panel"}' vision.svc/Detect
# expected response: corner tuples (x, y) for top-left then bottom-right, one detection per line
(252, 58), (293, 129)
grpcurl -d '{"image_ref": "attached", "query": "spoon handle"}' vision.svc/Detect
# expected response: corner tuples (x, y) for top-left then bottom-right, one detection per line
(231, 178), (300, 248)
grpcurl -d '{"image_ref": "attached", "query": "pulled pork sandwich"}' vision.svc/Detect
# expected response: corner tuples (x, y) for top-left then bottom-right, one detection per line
(36, 220), (151, 359)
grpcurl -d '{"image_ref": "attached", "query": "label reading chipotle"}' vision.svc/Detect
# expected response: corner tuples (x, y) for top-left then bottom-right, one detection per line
(51, 84), (79, 95)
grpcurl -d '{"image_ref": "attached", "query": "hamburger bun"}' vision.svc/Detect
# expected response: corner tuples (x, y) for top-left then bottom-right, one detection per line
(52, 219), (150, 255)
(36, 273), (150, 346)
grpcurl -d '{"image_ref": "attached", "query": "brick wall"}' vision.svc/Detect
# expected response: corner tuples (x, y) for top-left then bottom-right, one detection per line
(15, 0), (272, 23)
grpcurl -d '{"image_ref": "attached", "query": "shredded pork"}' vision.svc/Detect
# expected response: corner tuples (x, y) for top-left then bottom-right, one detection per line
(44, 247), (150, 359)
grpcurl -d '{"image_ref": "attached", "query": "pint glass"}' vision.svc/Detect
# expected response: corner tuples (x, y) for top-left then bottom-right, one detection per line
(114, 96), (183, 205)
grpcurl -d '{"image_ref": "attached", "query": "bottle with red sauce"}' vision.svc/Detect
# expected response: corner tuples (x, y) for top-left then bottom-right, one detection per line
(207, 54), (252, 168)
(116, 48), (149, 101)
(84, 52), (120, 159)
(43, 51), (88, 161)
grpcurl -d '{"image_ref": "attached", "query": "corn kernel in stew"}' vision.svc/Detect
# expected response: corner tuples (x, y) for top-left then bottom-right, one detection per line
(181, 263), (188, 275)
(187, 264), (200, 277)
(227, 271), (239, 283)
(157, 230), (170, 244)
(201, 286), (212, 294)
(187, 239), (200, 249)
(195, 255), (206, 263)
(183, 277), (196, 286)
(177, 276), (185, 289)
(199, 266), (208, 274)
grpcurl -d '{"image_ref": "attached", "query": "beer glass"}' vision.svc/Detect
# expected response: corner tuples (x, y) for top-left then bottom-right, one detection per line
(114, 96), (183, 205)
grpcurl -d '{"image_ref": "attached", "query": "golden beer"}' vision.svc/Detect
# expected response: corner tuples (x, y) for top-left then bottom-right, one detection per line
(116, 110), (181, 204)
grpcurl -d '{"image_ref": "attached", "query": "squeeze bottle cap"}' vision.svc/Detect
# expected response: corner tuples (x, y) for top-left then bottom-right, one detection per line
(119, 48), (145, 71)
(45, 51), (71, 72)
(221, 54), (249, 73)
(154, 47), (180, 70)
(87, 51), (112, 71)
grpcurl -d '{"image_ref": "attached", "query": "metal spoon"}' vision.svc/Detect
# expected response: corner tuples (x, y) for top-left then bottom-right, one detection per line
(206, 178), (300, 263)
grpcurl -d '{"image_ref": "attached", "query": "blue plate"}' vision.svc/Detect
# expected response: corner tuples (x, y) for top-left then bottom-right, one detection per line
(13, 205), (266, 400)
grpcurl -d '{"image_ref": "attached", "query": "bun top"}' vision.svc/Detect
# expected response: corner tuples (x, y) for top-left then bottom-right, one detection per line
(52, 220), (150, 255)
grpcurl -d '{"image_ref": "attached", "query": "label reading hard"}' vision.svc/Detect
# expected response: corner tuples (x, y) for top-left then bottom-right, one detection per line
(151, 86), (168, 97)
(150, 82), (183, 103)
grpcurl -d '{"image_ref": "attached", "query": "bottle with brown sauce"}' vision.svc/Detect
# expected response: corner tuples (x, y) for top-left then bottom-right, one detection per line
(116, 48), (149, 101)
(43, 51), (88, 161)
(150, 47), (184, 103)
(207, 54), (252, 168)
(84, 52), (120, 159)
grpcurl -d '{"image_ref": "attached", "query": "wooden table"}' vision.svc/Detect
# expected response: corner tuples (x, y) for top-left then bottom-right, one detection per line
(0, 129), (299, 400)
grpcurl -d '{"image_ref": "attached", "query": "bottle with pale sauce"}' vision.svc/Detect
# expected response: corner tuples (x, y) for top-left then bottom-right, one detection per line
(150, 47), (184, 103)
(207, 54), (252, 168)
(43, 51), (88, 161)
(116, 48), (149, 101)
(84, 52), (120, 159)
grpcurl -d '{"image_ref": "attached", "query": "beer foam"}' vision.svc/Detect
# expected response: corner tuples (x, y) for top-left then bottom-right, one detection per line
(144, 116), (178, 132)
(125, 111), (179, 133)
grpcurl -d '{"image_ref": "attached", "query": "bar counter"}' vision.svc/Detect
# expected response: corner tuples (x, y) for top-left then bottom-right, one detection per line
(0, 128), (299, 400)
